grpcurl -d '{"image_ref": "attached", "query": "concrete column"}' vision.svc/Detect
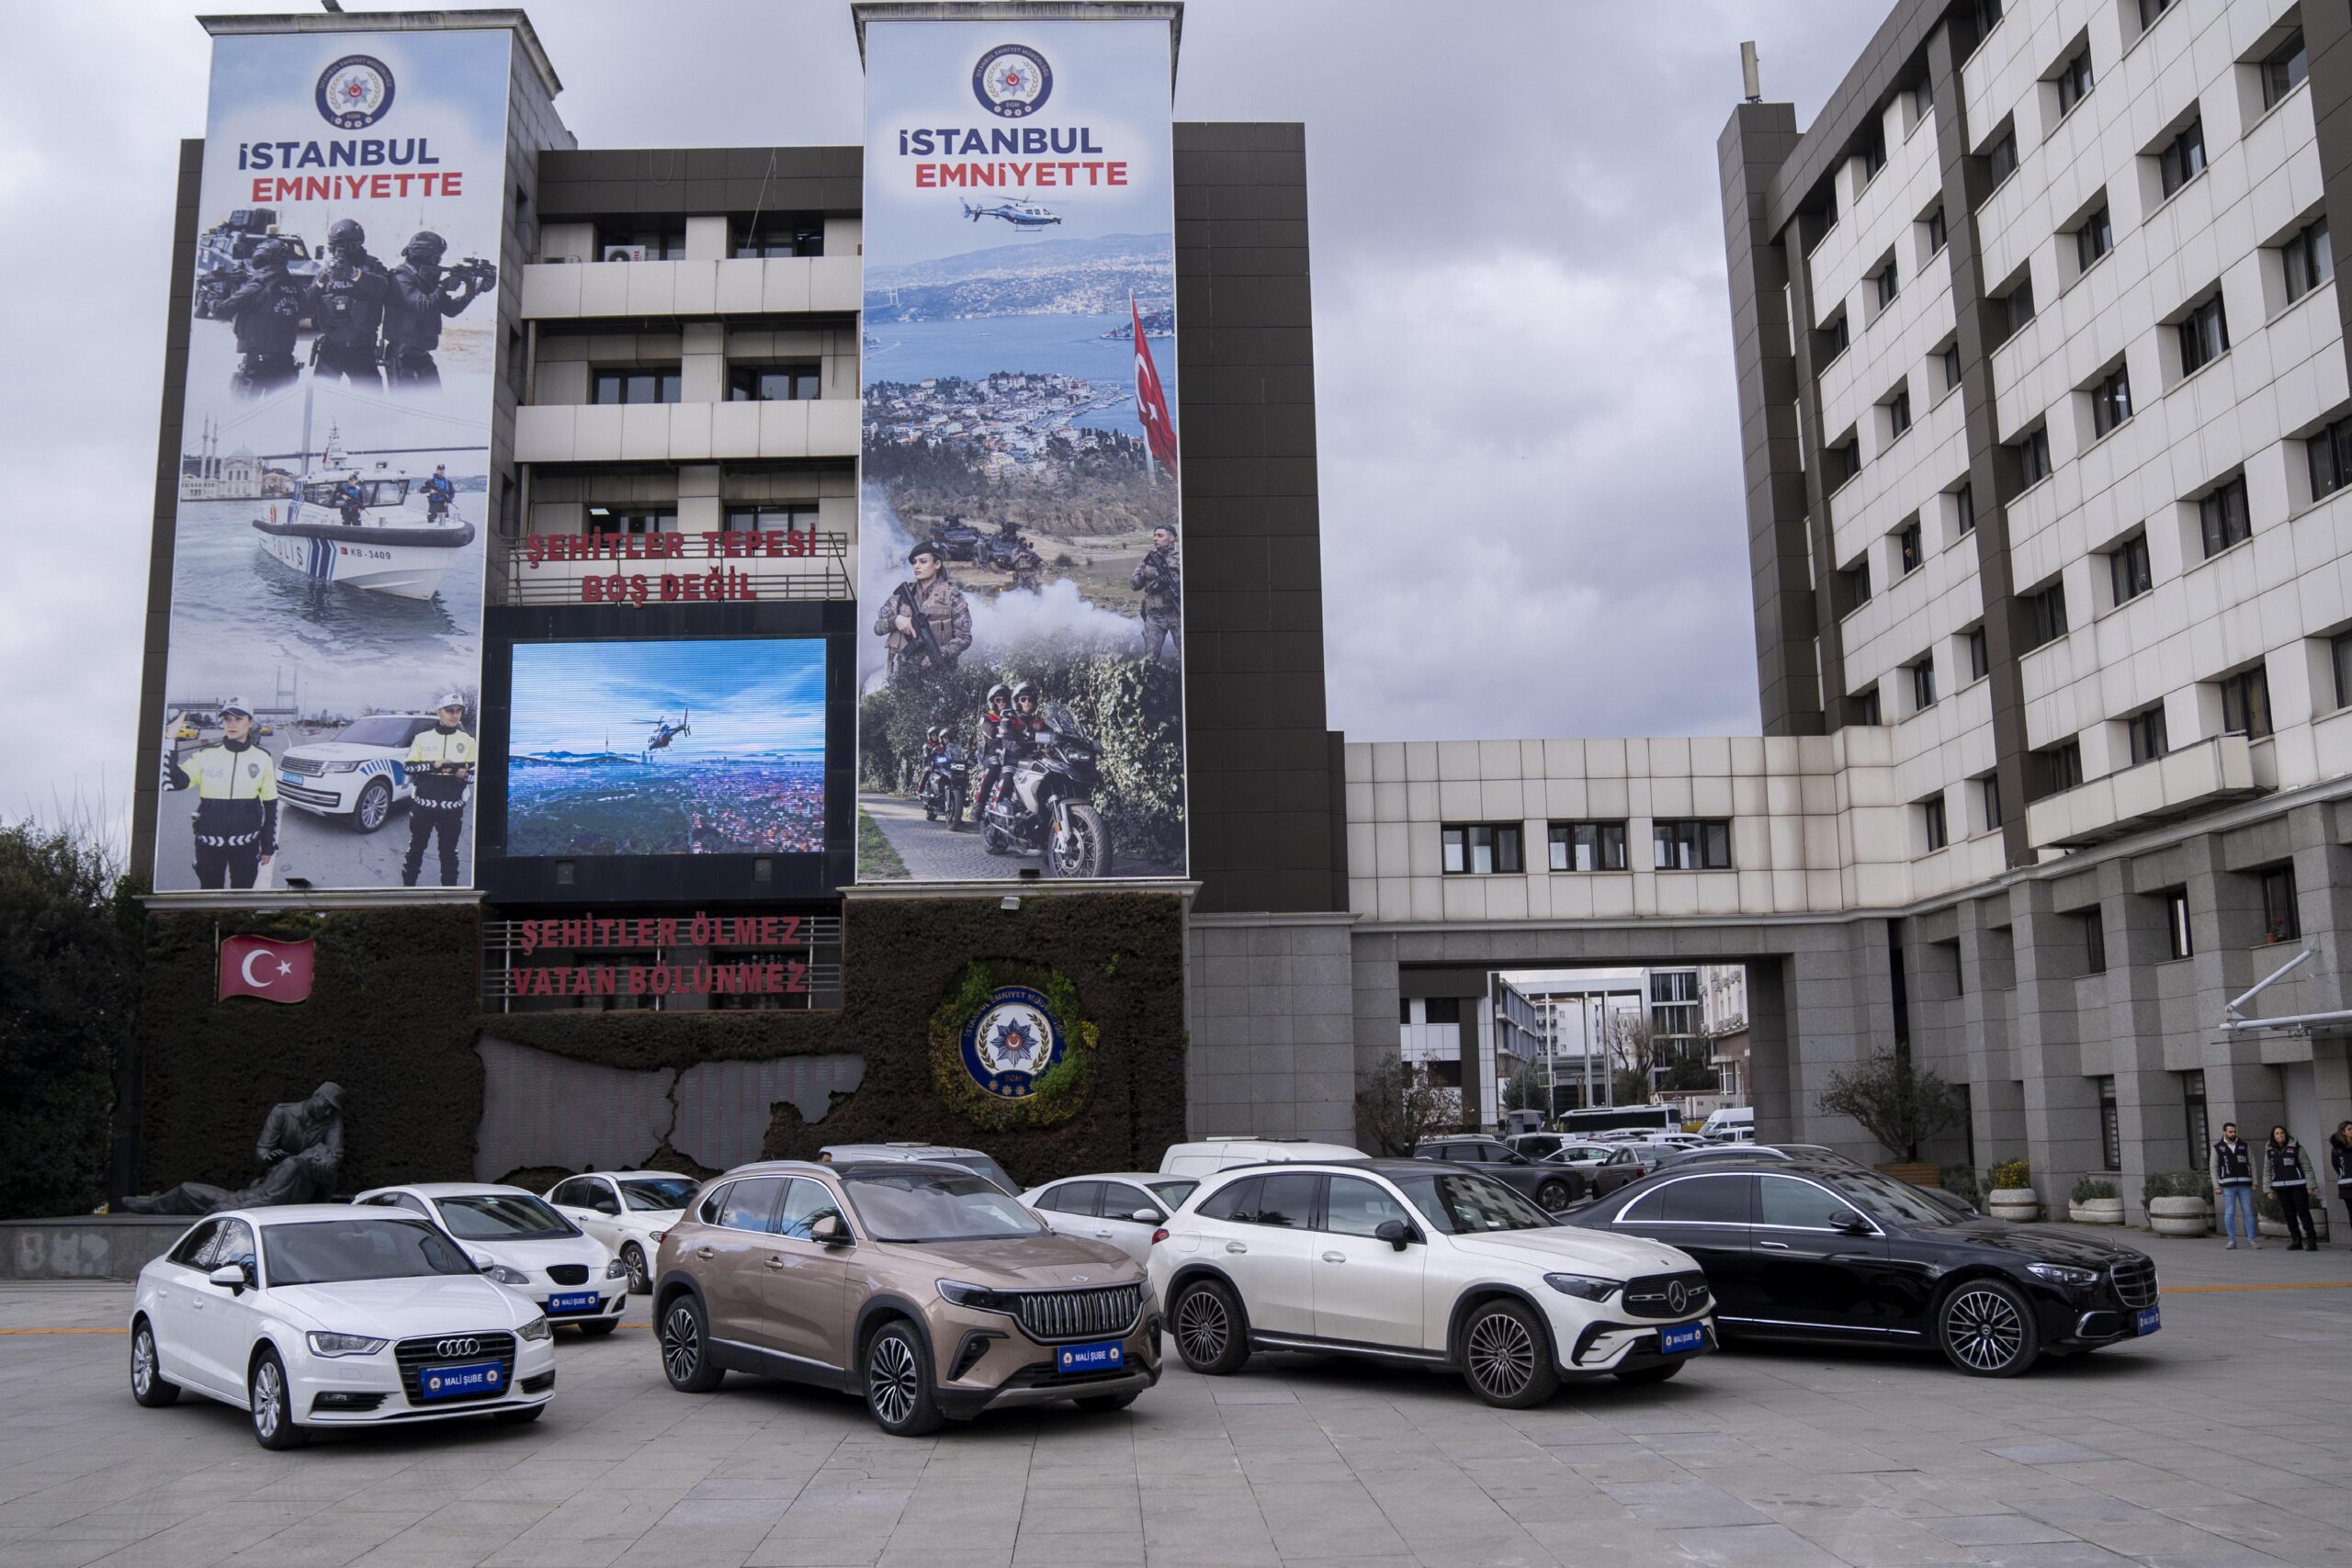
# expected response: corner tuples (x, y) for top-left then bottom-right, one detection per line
(1184, 912), (1355, 1145)
(682, 321), (726, 405)
(676, 464), (721, 535)
(2011, 881), (2098, 1213)
(684, 215), (729, 263)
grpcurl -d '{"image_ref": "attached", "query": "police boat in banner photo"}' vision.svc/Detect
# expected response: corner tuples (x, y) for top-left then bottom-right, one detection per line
(251, 427), (475, 600)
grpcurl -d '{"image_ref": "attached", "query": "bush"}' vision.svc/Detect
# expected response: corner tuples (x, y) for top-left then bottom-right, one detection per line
(1989, 1157), (2031, 1190)
(1939, 1165), (1983, 1209)
(2071, 1177), (2117, 1202)
(2256, 1190), (2284, 1223)
(1814, 1049), (1964, 1161)
(2142, 1170), (2211, 1206)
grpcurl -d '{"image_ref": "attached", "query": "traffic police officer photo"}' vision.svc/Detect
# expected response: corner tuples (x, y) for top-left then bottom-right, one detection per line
(401, 693), (476, 887)
(165, 697), (278, 890)
(382, 230), (495, 389)
(220, 236), (306, 397)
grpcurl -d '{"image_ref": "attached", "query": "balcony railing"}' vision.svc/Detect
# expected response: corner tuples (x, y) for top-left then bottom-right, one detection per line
(499, 530), (851, 606)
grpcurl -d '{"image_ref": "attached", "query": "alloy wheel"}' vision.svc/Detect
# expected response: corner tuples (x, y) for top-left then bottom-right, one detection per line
(1175, 1287), (1228, 1365)
(251, 1359), (284, 1440)
(357, 782), (389, 830)
(869, 1334), (920, 1427)
(623, 1245), (649, 1293)
(131, 1329), (155, 1396)
(1945, 1287), (2025, 1371)
(1465, 1310), (1537, 1401)
(661, 1303), (701, 1382)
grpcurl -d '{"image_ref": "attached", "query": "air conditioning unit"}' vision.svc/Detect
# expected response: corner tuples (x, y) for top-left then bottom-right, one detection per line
(601, 244), (649, 263)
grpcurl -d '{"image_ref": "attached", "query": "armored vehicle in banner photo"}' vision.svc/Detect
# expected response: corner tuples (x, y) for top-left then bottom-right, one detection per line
(193, 208), (321, 319)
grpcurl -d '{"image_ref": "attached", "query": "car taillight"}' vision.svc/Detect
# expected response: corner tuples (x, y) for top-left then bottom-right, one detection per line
(650, 1230), (666, 1243)
(1151, 1228), (1169, 1245)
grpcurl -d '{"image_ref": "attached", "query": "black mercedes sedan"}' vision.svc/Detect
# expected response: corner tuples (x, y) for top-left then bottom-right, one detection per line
(1564, 1157), (2158, 1377)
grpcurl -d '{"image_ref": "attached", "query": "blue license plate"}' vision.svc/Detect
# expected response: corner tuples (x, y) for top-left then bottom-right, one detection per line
(547, 1291), (601, 1315)
(1056, 1340), (1124, 1375)
(2133, 1305), (2160, 1337)
(1659, 1323), (1706, 1356)
(417, 1359), (503, 1400)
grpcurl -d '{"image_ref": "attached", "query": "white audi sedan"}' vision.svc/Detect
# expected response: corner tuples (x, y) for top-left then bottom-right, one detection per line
(1148, 1159), (1716, 1407)
(352, 1183), (628, 1333)
(129, 1205), (556, 1449)
(543, 1170), (701, 1293)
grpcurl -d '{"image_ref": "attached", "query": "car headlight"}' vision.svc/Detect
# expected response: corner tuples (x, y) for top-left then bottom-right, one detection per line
(304, 1330), (388, 1358)
(482, 1264), (532, 1286)
(2026, 1262), (2099, 1288)
(1544, 1273), (1623, 1302)
(605, 1258), (628, 1280)
(325, 759), (361, 773)
(937, 1279), (1022, 1314)
(517, 1316), (552, 1342)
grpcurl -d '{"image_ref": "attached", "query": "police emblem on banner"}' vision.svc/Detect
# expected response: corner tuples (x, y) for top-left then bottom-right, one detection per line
(960, 985), (1068, 1098)
(316, 54), (396, 130)
(972, 44), (1052, 118)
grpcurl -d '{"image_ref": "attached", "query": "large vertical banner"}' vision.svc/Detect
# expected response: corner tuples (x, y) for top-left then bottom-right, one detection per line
(151, 28), (510, 893)
(857, 17), (1186, 882)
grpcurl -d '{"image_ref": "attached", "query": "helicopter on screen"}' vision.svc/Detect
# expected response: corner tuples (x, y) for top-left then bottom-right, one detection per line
(639, 709), (690, 761)
(960, 197), (1062, 229)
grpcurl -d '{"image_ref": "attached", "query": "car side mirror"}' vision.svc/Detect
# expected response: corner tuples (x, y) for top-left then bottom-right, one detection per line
(1833, 1211), (1872, 1235)
(594, 1198), (620, 1215)
(207, 1263), (249, 1293)
(1374, 1218), (1415, 1251)
(811, 1213), (851, 1247)
(1132, 1208), (1165, 1225)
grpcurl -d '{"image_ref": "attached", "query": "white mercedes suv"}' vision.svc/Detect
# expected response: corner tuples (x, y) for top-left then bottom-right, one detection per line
(1148, 1159), (1716, 1407)
(129, 1205), (556, 1449)
(353, 1183), (628, 1332)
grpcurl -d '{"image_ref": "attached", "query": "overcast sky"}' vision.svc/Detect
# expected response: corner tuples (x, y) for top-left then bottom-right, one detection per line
(0, 0), (1886, 841)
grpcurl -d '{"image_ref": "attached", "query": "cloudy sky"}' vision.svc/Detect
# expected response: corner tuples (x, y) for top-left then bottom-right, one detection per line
(0, 0), (1885, 840)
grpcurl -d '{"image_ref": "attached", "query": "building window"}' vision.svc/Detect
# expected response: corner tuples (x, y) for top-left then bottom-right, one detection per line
(1843, 557), (1872, 609)
(1442, 824), (1523, 875)
(1874, 258), (1901, 310)
(2015, 425), (2053, 487)
(2041, 738), (2085, 794)
(2282, 217), (2332, 304)
(2333, 632), (2352, 710)
(1397, 997), (1412, 1025)
(2198, 475), (2252, 557)
(1861, 123), (1887, 184)
(2109, 534), (2152, 604)
(2075, 204), (2113, 272)
(2089, 366), (2132, 438)
(1954, 481), (1976, 536)
(2182, 1069), (2209, 1170)
(1915, 73), (1935, 119)
(722, 503), (818, 535)
(2258, 863), (2299, 942)
(2164, 888), (2193, 960)
(2139, 0), (2174, 30)
(1986, 127), (2019, 186)
(2028, 579), (2069, 647)
(585, 507), (676, 536)
(2098, 1077), (2120, 1170)
(2125, 705), (2169, 765)
(592, 369), (683, 404)
(2081, 906), (2107, 973)
(2309, 412), (2352, 502)
(728, 364), (821, 401)
(1888, 388), (1913, 438)
(598, 223), (687, 261)
(1911, 655), (1937, 710)
(1968, 0), (2004, 39)
(2156, 118), (2207, 200)
(1939, 342), (1963, 392)
(1897, 518), (1923, 572)
(2056, 46), (2094, 117)
(1967, 626), (1990, 681)
(1653, 819), (1733, 871)
(1822, 310), (1850, 360)
(2178, 294), (2228, 376)
(1922, 794), (1949, 852)
(1979, 773), (2003, 830)
(733, 219), (823, 258)
(1926, 205), (1948, 255)
(2262, 28), (2308, 109)
(1548, 820), (1628, 873)
(1851, 686), (1883, 726)
(1997, 274), (2036, 340)
(2219, 664), (2273, 739)
(1829, 437), (1862, 489)
(1425, 996), (1462, 1025)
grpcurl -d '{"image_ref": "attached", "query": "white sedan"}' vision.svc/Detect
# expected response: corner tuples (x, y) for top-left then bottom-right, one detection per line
(129, 1205), (556, 1449)
(543, 1171), (701, 1293)
(353, 1183), (628, 1333)
(1020, 1171), (1201, 1262)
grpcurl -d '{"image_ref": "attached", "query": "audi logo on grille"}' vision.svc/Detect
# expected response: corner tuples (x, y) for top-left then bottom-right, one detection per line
(435, 1337), (481, 1359)
(1667, 1280), (1690, 1314)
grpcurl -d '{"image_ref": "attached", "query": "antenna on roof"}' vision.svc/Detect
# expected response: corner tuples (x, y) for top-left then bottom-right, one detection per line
(1741, 41), (1763, 103)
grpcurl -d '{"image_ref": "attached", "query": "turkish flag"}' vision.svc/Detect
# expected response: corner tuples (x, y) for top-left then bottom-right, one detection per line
(1131, 291), (1180, 476)
(220, 935), (315, 1004)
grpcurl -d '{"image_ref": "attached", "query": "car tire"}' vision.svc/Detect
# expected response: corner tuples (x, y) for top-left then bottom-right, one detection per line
(864, 1319), (943, 1437)
(1171, 1279), (1250, 1376)
(1074, 1390), (1140, 1414)
(1938, 1278), (2040, 1377)
(352, 777), (392, 833)
(247, 1347), (309, 1450)
(130, 1319), (179, 1408)
(659, 1294), (724, 1393)
(1535, 1179), (1573, 1211)
(493, 1404), (546, 1425)
(1459, 1298), (1560, 1409)
(620, 1243), (650, 1294)
(1612, 1360), (1685, 1385)
(576, 1318), (618, 1337)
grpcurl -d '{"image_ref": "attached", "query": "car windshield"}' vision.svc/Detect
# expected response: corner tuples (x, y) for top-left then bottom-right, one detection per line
(1147, 1179), (1197, 1208)
(620, 1177), (699, 1211)
(940, 1154), (1020, 1195)
(842, 1170), (1046, 1242)
(333, 716), (423, 748)
(435, 1194), (579, 1240)
(264, 1218), (477, 1285)
(1390, 1171), (1558, 1235)
(1831, 1169), (1962, 1226)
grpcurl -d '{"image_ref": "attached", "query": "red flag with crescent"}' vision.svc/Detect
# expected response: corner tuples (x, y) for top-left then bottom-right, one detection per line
(220, 934), (314, 1003)
(1132, 292), (1179, 475)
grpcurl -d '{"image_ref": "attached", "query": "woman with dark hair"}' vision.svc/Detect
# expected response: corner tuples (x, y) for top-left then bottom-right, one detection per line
(2266, 1125), (2318, 1251)
(2330, 1121), (2352, 1241)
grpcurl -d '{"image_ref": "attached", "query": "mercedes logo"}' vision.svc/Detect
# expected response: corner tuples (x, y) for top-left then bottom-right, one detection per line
(1667, 1281), (1689, 1314)
(435, 1337), (481, 1359)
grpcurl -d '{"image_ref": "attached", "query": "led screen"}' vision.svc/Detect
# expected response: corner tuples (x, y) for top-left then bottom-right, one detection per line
(506, 638), (826, 856)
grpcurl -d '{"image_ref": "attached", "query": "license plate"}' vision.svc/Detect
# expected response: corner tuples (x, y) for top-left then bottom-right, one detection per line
(417, 1359), (503, 1400)
(2133, 1305), (2160, 1337)
(1659, 1323), (1706, 1357)
(547, 1291), (601, 1315)
(1055, 1340), (1124, 1375)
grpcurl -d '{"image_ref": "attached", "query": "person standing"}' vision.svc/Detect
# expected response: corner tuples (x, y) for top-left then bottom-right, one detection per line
(2266, 1124), (2319, 1250)
(874, 540), (972, 679)
(420, 464), (457, 522)
(2328, 1121), (2352, 1241)
(166, 698), (278, 890)
(381, 231), (493, 389)
(2214, 1122), (2258, 1249)
(220, 237), (306, 397)
(401, 694), (476, 888)
(1131, 524), (1182, 661)
(308, 218), (390, 389)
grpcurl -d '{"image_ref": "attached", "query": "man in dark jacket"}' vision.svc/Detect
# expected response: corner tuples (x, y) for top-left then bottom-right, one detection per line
(381, 231), (493, 389)
(2215, 1124), (2257, 1249)
(2266, 1126), (2319, 1250)
(2330, 1122), (2352, 1239)
(308, 218), (390, 388)
(222, 238), (305, 397)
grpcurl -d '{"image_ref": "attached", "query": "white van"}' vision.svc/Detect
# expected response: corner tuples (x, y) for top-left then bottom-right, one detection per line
(1159, 1136), (1363, 1177)
(1702, 1106), (1756, 1142)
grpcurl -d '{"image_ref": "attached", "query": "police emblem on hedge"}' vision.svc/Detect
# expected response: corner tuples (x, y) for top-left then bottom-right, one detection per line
(961, 985), (1068, 1098)
(973, 44), (1052, 117)
(316, 54), (396, 129)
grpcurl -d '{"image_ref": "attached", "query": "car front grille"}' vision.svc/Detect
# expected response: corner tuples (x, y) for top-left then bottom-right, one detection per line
(2109, 1257), (2157, 1309)
(1012, 1284), (1142, 1344)
(392, 1331), (516, 1404)
(1622, 1271), (1712, 1319)
(547, 1264), (591, 1286)
(277, 782), (343, 807)
(277, 756), (325, 776)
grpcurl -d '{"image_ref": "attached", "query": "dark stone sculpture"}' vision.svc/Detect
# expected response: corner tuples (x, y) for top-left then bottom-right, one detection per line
(120, 1083), (345, 1214)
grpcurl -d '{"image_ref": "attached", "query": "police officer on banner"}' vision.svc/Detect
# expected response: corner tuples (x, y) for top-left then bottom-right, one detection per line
(421, 465), (457, 522)
(167, 697), (278, 890)
(308, 218), (390, 389)
(401, 694), (476, 888)
(220, 237), (306, 398)
(381, 231), (494, 389)
(874, 539), (972, 679)
(1132, 523), (1182, 662)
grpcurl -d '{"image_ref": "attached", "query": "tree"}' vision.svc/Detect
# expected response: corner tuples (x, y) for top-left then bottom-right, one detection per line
(1502, 1059), (1548, 1116)
(1815, 1049), (1963, 1162)
(1356, 1051), (1462, 1156)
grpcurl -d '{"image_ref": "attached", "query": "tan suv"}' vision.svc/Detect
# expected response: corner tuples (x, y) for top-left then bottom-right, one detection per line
(652, 1159), (1159, 1435)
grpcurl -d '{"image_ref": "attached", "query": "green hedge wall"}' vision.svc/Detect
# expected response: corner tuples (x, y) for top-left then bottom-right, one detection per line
(134, 892), (1187, 1195)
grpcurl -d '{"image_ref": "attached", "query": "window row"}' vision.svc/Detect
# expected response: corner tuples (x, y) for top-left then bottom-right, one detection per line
(588, 217), (826, 263)
(589, 363), (826, 405)
(1440, 818), (1734, 875)
(2069, 863), (2299, 976)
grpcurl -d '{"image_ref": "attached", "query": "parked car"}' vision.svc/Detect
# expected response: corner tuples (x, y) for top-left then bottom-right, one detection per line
(1149, 1160), (1716, 1407)
(273, 713), (444, 833)
(1503, 1132), (1569, 1161)
(1414, 1135), (1587, 1211)
(652, 1159), (1159, 1435)
(1645, 1145), (1976, 1217)
(1701, 1106), (1756, 1142)
(1542, 1142), (1653, 1197)
(129, 1205), (557, 1449)
(1022, 1172), (1202, 1262)
(1159, 1138), (1363, 1178)
(1565, 1157), (2159, 1376)
(352, 1183), (627, 1334)
(543, 1170), (701, 1293)
(820, 1142), (1019, 1195)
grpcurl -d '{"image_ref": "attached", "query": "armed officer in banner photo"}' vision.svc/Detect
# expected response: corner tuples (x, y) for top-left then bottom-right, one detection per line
(307, 218), (391, 389)
(1133, 523), (1182, 662)
(166, 698), (278, 890)
(382, 231), (496, 389)
(875, 539), (972, 680)
(220, 237), (306, 398)
(401, 694), (476, 887)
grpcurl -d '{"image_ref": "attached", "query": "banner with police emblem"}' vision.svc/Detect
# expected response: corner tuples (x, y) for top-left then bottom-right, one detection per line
(148, 28), (510, 894)
(855, 15), (1188, 884)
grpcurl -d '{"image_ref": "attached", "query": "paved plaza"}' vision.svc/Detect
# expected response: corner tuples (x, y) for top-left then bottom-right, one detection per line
(2, 1231), (2348, 1568)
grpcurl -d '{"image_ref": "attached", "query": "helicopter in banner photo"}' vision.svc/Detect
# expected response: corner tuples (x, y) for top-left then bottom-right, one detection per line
(639, 709), (691, 762)
(959, 197), (1061, 230)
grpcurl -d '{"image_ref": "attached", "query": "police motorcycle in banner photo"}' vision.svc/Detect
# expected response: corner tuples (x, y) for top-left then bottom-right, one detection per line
(981, 700), (1112, 878)
(920, 728), (971, 829)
